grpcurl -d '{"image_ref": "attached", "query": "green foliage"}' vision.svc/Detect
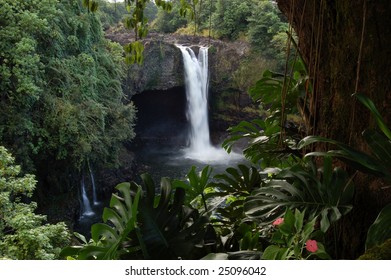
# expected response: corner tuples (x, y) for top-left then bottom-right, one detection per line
(124, 41), (145, 64)
(82, 0), (99, 13)
(152, 0), (213, 35)
(173, 165), (265, 257)
(0, 0), (56, 169)
(355, 93), (391, 140)
(173, 165), (213, 211)
(62, 174), (209, 260)
(122, 0), (172, 63)
(247, 1), (288, 59)
(262, 209), (330, 260)
(177, 0), (211, 34)
(0, 146), (70, 260)
(358, 238), (391, 260)
(212, 0), (253, 40)
(137, 174), (208, 259)
(205, 165), (263, 253)
(152, 0), (187, 33)
(231, 54), (278, 94)
(0, 0), (136, 170)
(61, 182), (141, 260)
(298, 94), (391, 181)
(179, 0), (195, 20)
(97, 1), (128, 28)
(96, 1), (159, 30)
(223, 60), (310, 168)
(365, 203), (391, 251)
(244, 158), (354, 232)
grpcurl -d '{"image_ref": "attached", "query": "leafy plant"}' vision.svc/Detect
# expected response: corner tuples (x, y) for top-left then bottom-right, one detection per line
(197, 165), (264, 253)
(122, 0), (172, 63)
(244, 157), (354, 233)
(137, 173), (209, 259)
(298, 93), (391, 181)
(61, 182), (142, 260)
(365, 203), (391, 251)
(0, 146), (70, 260)
(82, 0), (99, 12)
(262, 208), (330, 260)
(223, 60), (310, 168)
(173, 165), (213, 211)
(0, 0), (137, 172)
(61, 173), (209, 260)
(211, 164), (262, 198)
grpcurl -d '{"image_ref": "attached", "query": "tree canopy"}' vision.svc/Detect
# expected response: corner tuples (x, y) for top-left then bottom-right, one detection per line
(0, 0), (136, 171)
(0, 146), (70, 259)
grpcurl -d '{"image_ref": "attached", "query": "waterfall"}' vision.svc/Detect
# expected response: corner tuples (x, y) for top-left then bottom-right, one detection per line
(178, 45), (211, 152)
(177, 45), (242, 163)
(80, 175), (94, 217)
(88, 164), (99, 205)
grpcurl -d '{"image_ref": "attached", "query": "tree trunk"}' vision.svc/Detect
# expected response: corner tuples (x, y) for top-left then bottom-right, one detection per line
(276, 0), (391, 259)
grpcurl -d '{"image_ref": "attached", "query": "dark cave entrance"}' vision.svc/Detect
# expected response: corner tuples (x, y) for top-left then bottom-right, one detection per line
(131, 86), (189, 148)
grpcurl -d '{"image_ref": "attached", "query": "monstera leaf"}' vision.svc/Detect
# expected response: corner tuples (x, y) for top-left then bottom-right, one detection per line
(173, 165), (213, 211)
(206, 164), (262, 227)
(137, 173), (209, 259)
(61, 182), (142, 260)
(244, 158), (354, 232)
(211, 164), (262, 196)
(61, 173), (209, 260)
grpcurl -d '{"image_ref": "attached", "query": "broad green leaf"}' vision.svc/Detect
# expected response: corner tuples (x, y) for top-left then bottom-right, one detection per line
(279, 208), (295, 235)
(294, 208), (305, 232)
(365, 203), (391, 250)
(91, 223), (119, 243)
(354, 93), (391, 140)
(363, 129), (391, 169)
(262, 245), (284, 260)
(109, 194), (127, 222)
(116, 182), (132, 213)
(320, 208), (330, 233)
(302, 217), (316, 240)
(103, 207), (124, 233)
(73, 232), (88, 244)
(61, 184), (142, 260)
(240, 232), (252, 250)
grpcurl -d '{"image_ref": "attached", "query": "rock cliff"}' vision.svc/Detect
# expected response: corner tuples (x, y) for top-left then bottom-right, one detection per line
(105, 30), (251, 97)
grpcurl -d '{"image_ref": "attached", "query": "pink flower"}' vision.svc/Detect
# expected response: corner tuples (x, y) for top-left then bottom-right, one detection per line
(272, 217), (284, 226)
(305, 239), (318, 253)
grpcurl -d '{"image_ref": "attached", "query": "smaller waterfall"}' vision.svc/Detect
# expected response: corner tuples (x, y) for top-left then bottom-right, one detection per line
(80, 176), (94, 217)
(88, 165), (99, 205)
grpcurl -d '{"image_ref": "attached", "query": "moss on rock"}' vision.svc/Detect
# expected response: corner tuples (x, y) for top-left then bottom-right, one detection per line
(358, 238), (391, 260)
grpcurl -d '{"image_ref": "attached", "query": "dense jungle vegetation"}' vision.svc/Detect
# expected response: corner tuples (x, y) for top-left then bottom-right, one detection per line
(1, 0), (390, 260)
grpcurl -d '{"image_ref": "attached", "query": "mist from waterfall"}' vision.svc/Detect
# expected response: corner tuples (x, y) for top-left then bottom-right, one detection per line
(177, 45), (241, 163)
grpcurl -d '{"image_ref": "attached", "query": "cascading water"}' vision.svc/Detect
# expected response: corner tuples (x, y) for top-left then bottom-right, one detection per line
(177, 45), (241, 163)
(88, 165), (99, 205)
(80, 175), (94, 217)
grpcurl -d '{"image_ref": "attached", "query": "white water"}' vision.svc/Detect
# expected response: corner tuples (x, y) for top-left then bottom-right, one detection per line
(88, 165), (99, 205)
(80, 176), (94, 217)
(177, 45), (242, 163)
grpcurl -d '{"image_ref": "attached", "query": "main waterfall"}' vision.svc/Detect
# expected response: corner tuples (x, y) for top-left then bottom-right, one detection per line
(177, 45), (241, 163)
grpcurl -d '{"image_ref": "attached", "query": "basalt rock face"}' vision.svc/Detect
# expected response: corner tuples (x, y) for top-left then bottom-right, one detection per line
(105, 31), (251, 97)
(124, 40), (185, 94)
(105, 30), (255, 146)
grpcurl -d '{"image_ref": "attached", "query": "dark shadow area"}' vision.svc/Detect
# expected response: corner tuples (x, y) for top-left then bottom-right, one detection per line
(131, 86), (189, 147)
